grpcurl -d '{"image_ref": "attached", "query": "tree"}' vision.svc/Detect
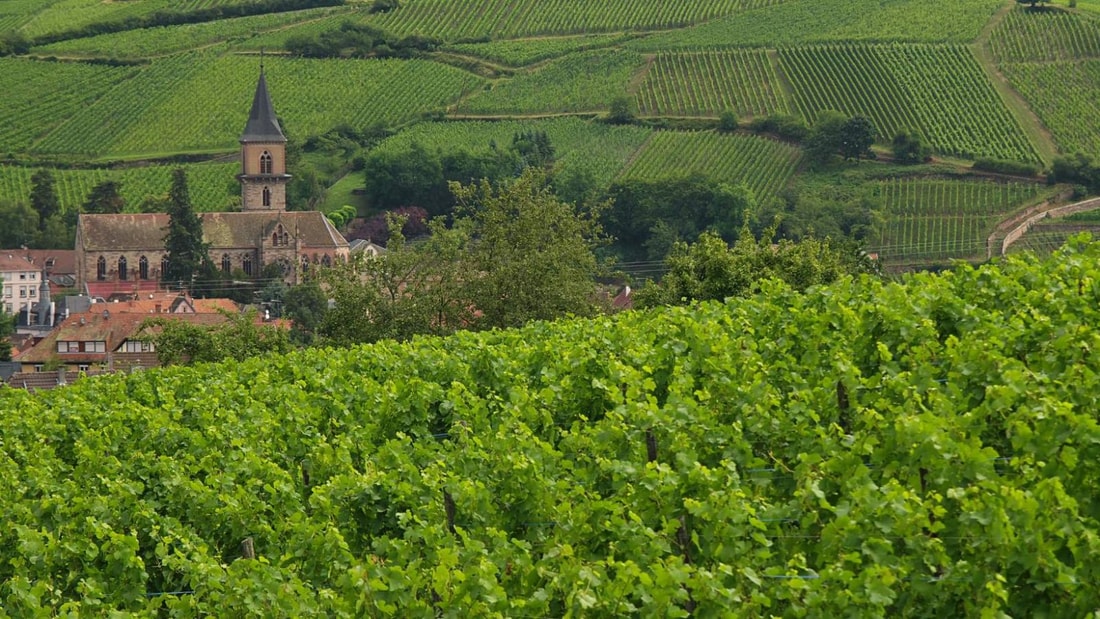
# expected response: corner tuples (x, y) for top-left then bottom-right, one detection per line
(138, 310), (291, 366)
(30, 169), (59, 231)
(839, 115), (876, 161)
(804, 110), (849, 164)
(83, 180), (126, 214)
(606, 95), (636, 125)
(633, 226), (879, 308)
(718, 109), (739, 133)
(0, 306), (14, 362)
(892, 129), (931, 164)
(0, 199), (39, 248)
(454, 168), (607, 329)
(162, 168), (211, 289)
(284, 280), (328, 345)
(320, 215), (474, 344)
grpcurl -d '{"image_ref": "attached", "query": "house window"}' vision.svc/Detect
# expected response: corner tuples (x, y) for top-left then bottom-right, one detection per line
(321, 254), (332, 267)
(3, 288), (9, 297)
(123, 341), (154, 353)
(161, 256), (169, 278)
(118, 256), (128, 280)
(19, 273), (25, 280)
(139, 256), (149, 280)
(78, 365), (89, 373)
(19, 287), (25, 298)
(242, 255), (253, 277)
(29, 288), (35, 298)
(57, 341), (80, 353)
(260, 151), (273, 174)
(262, 187), (271, 207)
(97, 256), (107, 280)
(222, 253), (231, 274)
(89, 341), (105, 353)
(301, 255), (309, 273)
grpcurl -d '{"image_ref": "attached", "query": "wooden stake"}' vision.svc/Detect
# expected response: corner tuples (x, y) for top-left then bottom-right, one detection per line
(646, 429), (658, 463)
(240, 537), (255, 560)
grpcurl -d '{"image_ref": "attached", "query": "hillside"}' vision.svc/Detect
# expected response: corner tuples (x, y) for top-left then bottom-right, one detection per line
(1, 0), (1099, 265)
(3, 239), (1100, 614)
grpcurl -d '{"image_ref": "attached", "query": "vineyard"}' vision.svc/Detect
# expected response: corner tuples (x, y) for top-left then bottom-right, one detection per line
(620, 131), (802, 205)
(779, 44), (1039, 162)
(365, 0), (784, 40)
(868, 178), (1046, 261)
(17, 0), (272, 39)
(0, 162), (239, 214)
(4, 245), (1100, 614)
(370, 118), (652, 191)
(446, 34), (635, 67)
(456, 50), (645, 115)
(630, 0), (1006, 50)
(31, 7), (350, 59)
(634, 50), (790, 119)
(988, 6), (1100, 63)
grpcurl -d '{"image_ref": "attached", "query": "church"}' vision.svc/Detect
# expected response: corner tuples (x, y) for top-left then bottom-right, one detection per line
(74, 68), (350, 297)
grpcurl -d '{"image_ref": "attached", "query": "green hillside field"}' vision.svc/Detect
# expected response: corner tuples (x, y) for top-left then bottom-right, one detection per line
(3, 239), (1100, 614)
(1, 0), (1098, 266)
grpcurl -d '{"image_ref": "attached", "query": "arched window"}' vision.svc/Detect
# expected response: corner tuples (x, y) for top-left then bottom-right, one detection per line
(118, 256), (128, 281)
(139, 256), (149, 280)
(272, 224), (288, 246)
(301, 255), (310, 273)
(321, 254), (332, 267)
(260, 151), (273, 174)
(262, 187), (271, 207)
(161, 256), (169, 278)
(242, 255), (253, 277)
(96, 256), (106, 281)
(222, 253), (231, 274)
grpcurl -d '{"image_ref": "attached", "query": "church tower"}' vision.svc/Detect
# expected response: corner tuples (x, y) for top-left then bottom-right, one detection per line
(238, 65), (290, 211)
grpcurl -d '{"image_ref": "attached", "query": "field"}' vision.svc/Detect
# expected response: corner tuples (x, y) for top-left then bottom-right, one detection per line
(869, 178), (1046, 261)
(456, 50), (645, 115)
(446, 34), (635, 67)
(0, 162), (240, 213)
(635, 50), (790, 118)
(369, 118), (652, 192)
(780, 44), (1039, 162)
(620, 131), (802, 204)
(988, 6), (1100, 63)
(3, 247), (1100, 614)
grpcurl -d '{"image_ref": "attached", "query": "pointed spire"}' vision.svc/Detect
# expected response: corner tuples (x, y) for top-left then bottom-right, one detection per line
(241, 61), (285, 143)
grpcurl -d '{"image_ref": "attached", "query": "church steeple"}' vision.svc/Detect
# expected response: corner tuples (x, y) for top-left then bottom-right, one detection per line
(240, 67), (286, 143)
(238, 62), (290, 211)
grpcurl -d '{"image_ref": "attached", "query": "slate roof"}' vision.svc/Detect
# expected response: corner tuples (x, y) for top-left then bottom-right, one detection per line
(241, 70), (286, 143)
(78, 212), (348, 251)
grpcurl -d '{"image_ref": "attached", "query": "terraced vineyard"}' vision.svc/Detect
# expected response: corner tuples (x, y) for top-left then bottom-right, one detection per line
(988, 6), (1100, 63)
(457, 50), (645, 115)
(630, 0), (1006, 50)
(446, 34), (635, 67)
(869, 178), (1046, 261)
(620, 131), (802, 205)
(31, 7), (350, 59)
(780, 44), (1038, 162)
(1000, 60), (1100, 157)
(370, 118), (652, 191)
(0, 163), (239, 213)
(635, 50), (790, 118)
(18, 0), (274, 39)
(367, 0), (785, 40)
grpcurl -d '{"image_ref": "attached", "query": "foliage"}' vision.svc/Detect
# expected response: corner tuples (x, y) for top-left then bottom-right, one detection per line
(747, 113), (810, 141)
(1049, 152), (1100, 191)
(0, 307), (13, 362)
(139, 309), (291, 365)
(717, 110), (738, 133)
(83, 180), (126, 215)
(285, 21), (440, 59)
(351, 206), (428, 245)
(162, 169), (211, 289)
(633, 228), (877, 307)
(319, 217), (473, 344)
(0, 31), (31, 56)
(7, 241), (1100, 614)
(971, 158), (1042, 177)
(606, 95), (636, 125)
(30, 169), (59, 231)
(454, 168), (608, 329)
(891, 129), (931, 165)
(0, 199), (39, 248)
(606, 174), (754, 260)
(637, 50), (790, 119)
(283, 280), (329, 345)
(839, 115), (876, 161)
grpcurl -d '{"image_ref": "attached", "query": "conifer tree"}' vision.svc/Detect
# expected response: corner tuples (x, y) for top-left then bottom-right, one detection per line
(162, 168), (210, 290)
